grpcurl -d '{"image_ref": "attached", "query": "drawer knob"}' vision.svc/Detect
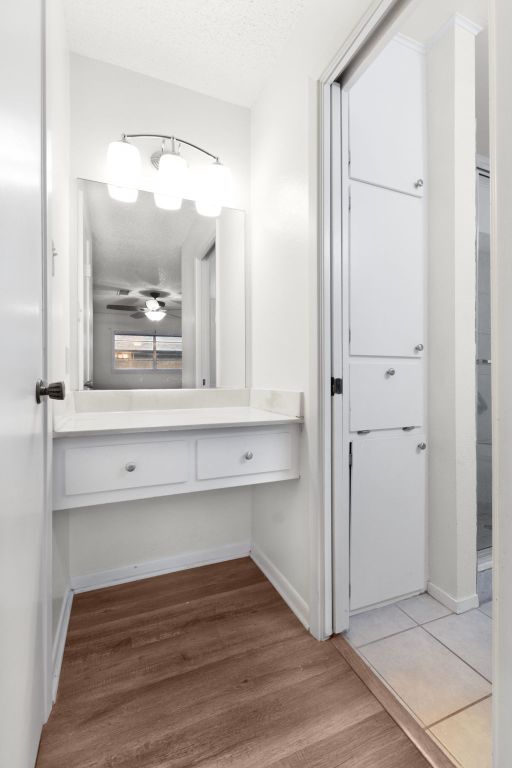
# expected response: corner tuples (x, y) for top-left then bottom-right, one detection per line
(244, 451), (254, 461)
(125, 462), (136, 472)
(417, 442), (427, 451)
(386, 368), (396, 377)
(414, 178), (424, 189)
(415, 343), (424, 352)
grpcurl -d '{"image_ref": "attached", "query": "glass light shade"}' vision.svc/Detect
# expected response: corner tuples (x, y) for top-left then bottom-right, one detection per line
(157, 151), (187, 199)
(145, 309), (166, 322)
(195, 161), (232, 218)
(195, 199), (222, 217)
(154, 193), (182, 211)
(107, 140), (141, 184)
(107, 184), (139, 203)
(145, 298), (161, 311)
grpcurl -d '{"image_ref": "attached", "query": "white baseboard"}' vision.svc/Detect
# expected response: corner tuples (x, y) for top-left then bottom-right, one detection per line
(250, 544), (309, 630)
(427, 581), (479, 614)
(52, 588), (73, 702)
(70, 541), (252, 593)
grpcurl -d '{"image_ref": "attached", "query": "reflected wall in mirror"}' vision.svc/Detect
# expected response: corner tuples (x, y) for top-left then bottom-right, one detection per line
(78, 179), (245, 390)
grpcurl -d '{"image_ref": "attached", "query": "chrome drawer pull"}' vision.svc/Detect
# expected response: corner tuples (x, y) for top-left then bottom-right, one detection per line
(386, 368), (396, 376)
(415, 343), (424, 352)
(244, 451), (254, 461)
(417, 442), (427, 451)
(125, 462), (136, 472)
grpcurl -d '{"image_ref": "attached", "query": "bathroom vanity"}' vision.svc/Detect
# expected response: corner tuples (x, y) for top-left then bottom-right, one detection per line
(53, 389), (303, 510)
(50, 179), (305, 510)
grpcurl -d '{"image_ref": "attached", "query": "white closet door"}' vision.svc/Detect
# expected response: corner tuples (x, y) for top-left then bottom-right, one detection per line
(350, 182), (424, 358)
(350, 434), (426, 611)
(349, 360), (423, 431)
(348, 37), (425, 196)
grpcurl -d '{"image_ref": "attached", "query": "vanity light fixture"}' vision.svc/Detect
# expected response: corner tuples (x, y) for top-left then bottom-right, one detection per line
(106, 133), (231, 217)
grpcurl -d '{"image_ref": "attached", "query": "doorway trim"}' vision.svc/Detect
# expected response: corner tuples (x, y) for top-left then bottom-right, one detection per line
(318, 0), (502, 758)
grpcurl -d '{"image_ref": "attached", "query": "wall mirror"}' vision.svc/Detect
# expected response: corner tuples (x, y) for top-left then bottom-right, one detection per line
(77, 179), (245, 390)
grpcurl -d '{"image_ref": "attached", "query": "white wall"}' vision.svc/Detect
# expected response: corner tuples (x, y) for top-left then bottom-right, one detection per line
(53, 54), (252, 589)
(52, 511), (69, 639)
(491, 0), (512, 761)
(66, 488), (251, 584)
(426, 19), (478, 610)
(250, 0), (376, 638)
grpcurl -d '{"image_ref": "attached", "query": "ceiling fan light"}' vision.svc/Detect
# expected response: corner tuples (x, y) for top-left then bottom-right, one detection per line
(107, 184), (139, 203)
(106, 139), (141, 197)
(154, 192), (182, 211)
(145, 298), (160, 311)
(145, 309), (166, 322)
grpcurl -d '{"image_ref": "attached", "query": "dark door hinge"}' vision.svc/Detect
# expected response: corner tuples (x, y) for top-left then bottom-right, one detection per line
(331, 377), (343, 396)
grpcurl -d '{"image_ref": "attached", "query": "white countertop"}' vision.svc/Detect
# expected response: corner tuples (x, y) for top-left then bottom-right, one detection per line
(53, 406), (303, 437)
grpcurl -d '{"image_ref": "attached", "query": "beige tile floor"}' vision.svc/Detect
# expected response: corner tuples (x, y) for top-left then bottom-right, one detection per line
(346, 595), (493, 767)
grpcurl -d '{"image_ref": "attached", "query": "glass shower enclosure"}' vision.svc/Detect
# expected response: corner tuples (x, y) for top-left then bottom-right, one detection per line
(476, 168), (491, 554)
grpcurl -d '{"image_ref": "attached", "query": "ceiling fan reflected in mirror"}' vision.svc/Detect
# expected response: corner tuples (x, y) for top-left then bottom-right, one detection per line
(106, 291), (180, 322)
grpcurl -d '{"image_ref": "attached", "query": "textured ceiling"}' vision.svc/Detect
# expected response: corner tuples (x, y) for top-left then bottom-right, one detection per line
(65, 0), (306, 107)
(84, 181), (215, 313)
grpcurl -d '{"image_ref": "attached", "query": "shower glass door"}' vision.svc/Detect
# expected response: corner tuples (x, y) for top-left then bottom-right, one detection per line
(476, 169), (492, 552)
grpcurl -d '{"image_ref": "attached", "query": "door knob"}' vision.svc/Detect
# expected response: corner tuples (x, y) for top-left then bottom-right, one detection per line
(35, 380), (65, 404)
(417, 442), (427, 451)
(385, 368), (396, 377)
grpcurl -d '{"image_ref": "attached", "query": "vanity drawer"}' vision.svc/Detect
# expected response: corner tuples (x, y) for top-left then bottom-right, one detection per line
(196, 431), (292, 480)
(350, 360), (423, 432)
(64, 440), (189, 495)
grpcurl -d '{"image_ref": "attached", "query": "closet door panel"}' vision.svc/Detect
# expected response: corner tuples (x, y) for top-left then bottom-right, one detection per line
(350, 182), (424, 358)
(349, 360), (423, 432)
(350, 434), (426, 611)
(348, 37), (425, 196)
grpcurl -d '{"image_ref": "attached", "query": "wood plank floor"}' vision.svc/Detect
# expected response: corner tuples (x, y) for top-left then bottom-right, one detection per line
(37, 558), (430, 768)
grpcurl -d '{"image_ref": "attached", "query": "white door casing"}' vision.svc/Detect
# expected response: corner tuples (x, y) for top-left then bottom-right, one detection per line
(0, 0), (48, 766)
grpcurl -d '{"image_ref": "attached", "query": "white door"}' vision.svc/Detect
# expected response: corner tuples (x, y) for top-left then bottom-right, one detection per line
(0, 1), (49, 766)
(349, 360), (423, 431)
(350, 434), (427, 611)
(348, 37), (425, 196)
(349, 182), (424, 358)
